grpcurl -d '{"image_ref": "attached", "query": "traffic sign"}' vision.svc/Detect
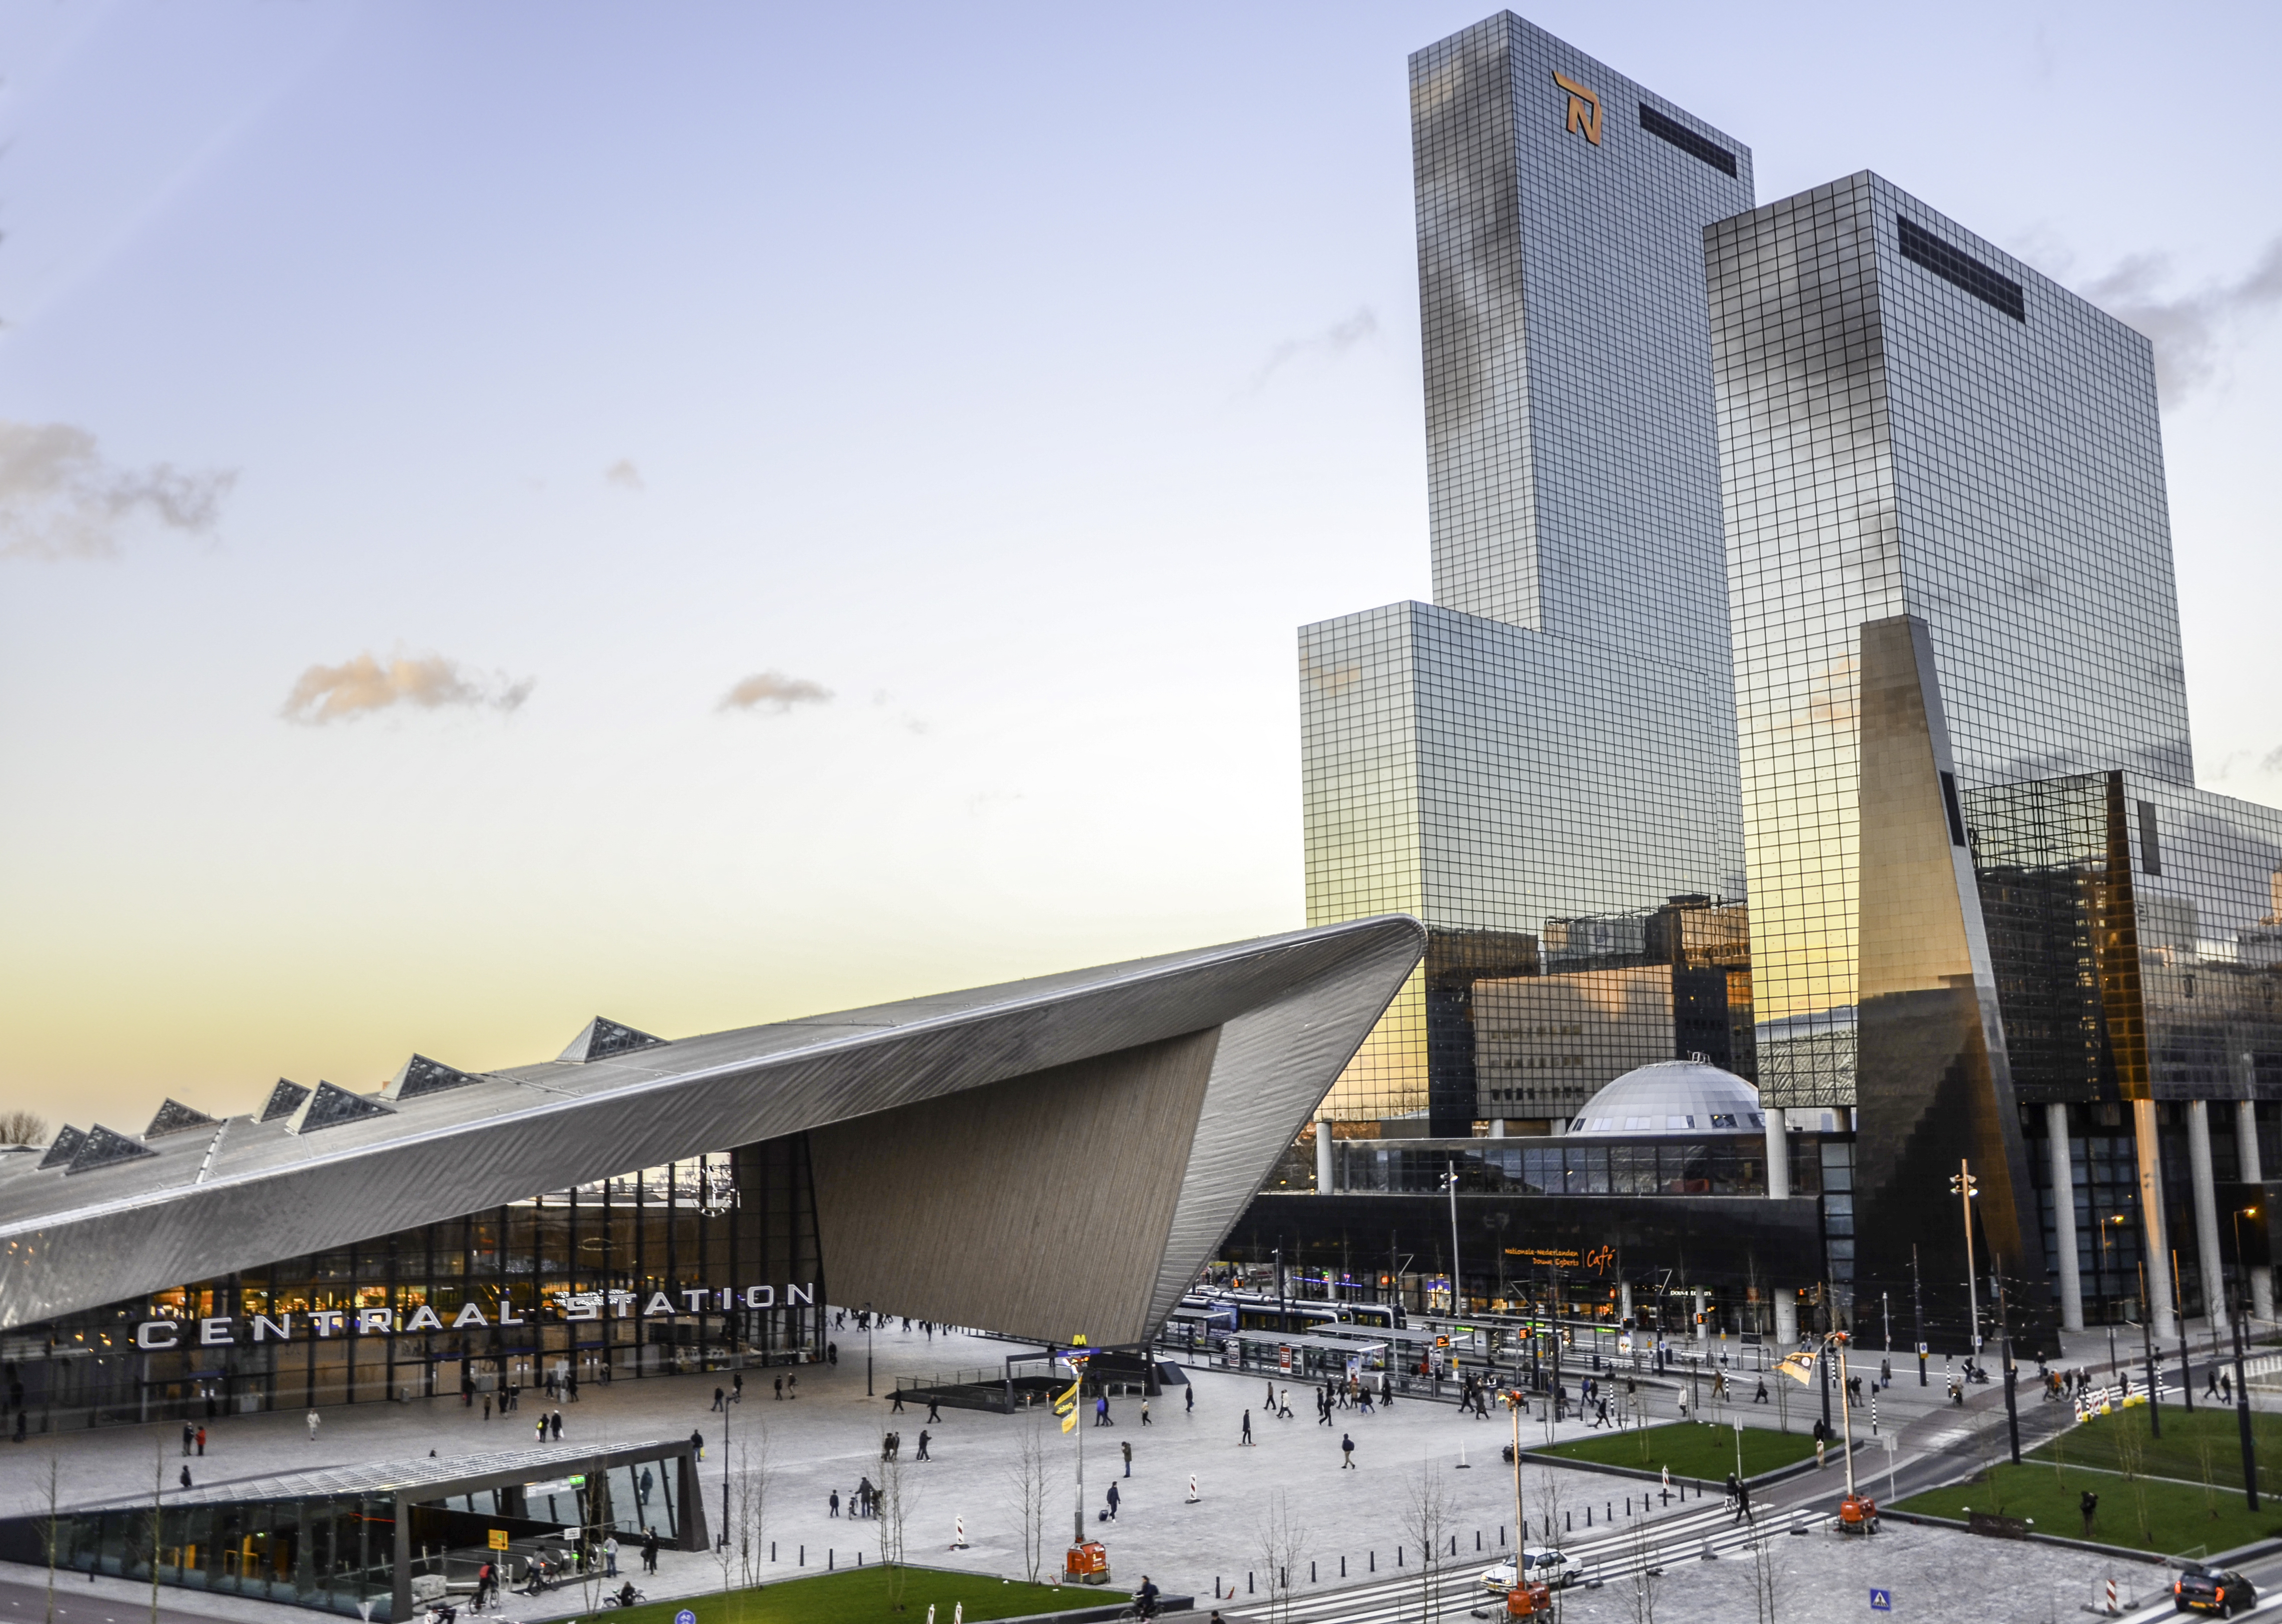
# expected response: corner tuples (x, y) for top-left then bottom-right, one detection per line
(487, 1529), (508, 1551)
(676, 1610), (698, 1624)
(1869, 1588), (1892, 1611)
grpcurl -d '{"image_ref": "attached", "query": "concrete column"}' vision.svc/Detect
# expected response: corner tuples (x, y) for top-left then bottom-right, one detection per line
(1765, 1105), (1794, 1344)
(1693, 1285), (1708, 1344)
(1619, 1281), (1633, 1327)
(2047, 1102), (2085, 1332)
(1315, 1116), (1334, 1194)
(2133, 1099), (2177, 1340)
(2238, 1098), (2275, 1324)
(2188, 1100), (2228, 1331)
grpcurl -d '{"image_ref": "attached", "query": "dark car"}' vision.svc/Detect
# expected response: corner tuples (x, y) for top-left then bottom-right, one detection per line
(2175, 1567), (2257, 1616)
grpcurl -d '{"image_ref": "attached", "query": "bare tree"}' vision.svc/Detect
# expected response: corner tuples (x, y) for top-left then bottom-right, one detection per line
(34, 1453), (63, 1624)
(1627, 1509), (1662, 1624)
(735, 1427), (773, 1590)
(877, 1445), (916, 1614)
(1747, 1507), (1785, 1624)
(148, 1441), (164, 1624)
(1251, 1490), (1310, 1624)
(0, 1110), (47, 1146)
(1398, 1463), (1454, 1624)
(1533, 1465), (1568, 1552)
(1005, 1420), (1050, 1582)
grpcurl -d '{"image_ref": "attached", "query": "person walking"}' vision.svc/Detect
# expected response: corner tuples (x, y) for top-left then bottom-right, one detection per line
(643, 1528), (660, 1573)
(730, 1373), (740, 1404)
(1754, 1377), (1769, 1404)
(1141, 1398), (1151, 1426)
(712, 1386), (725, 1412)
(307, 1409), (320, 1441)
(690, 1427), (705, 1461)
(552, 1409), (564, 1440)
(183, 1421), (195, 1456)
(1096, 1394), (1112, 1427)
(1185, 1385), (1194, 1415)
(926, 1395), (942, 1423)
(830, 1489), (840, 1518)
(1105, 1482), (1120, 1522)
(482, 1396), (491, 1422)
(774, 1376), (784, 1400)
(916, 1429), (932, 1461)
(1240, 1410), (1254, 1446)
(1121, 1439), (1133, 1477)
(1277, 1386), (1292, 1420)
(603, 1535), (618, 1577)
(890, 1389), (906, 1414)
(1340, 1432), (1355, 1468)
(1264, 1380), (1276, 1411)
(196, 1425), (206, 1456)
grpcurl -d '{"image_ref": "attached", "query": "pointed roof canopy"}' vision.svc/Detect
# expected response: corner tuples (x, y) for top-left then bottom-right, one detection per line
(556, 1017), (664, 1064)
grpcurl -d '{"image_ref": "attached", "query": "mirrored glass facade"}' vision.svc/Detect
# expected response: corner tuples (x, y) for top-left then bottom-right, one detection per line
(1303, 13), (1754, 1132)
(1709, 172), (2198, 1109)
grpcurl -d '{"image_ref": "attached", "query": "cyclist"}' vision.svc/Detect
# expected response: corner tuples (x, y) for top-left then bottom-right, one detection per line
(1133, 1575), (1161, 1618)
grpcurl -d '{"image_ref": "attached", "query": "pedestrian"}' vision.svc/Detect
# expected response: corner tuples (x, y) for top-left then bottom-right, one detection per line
(643, 1528), (659, 1574)
(537, 1414), (548, 1443)
(830, 1489), (840, 1518)
(2080, 1489), (2099, 1537)
(1265, 1380), (1276, 1410)
(1096, 1394), (1111, 1427)
(891, 1389), (906, 1413)
(1358, 1385), (1373, 1415)
(1240, 1410), (1254, 1446)
(604, 1535), (618, 1577)
(712, 1386), (725, 1412)
(917, 1429), (932, 1461)
(552, 1409), (564, 1440)
(180, 1464), (192, 1489)
(307, 1409), (320, 1441)
(927, 1396), (942, 1423)
(731, 1373), (741, 1403)
(1105, 1482), (1120, 1521)
(1121, 1439), (1132, 1477)
(483, 1396), (491, 1421)
(774, 1376), (784, 1400)
(1814, 1437), (1826, 1470)
(1185, 1385), (1194, 1414)
(568, 1371), (579, 1403)
(183, 1421), (195, 1456)
(828, 1342), (839, 1366)
(1754, 1378), (1769, 1404)
(690, 1427), (705, 1461)
(787, 1373), (797, 1399)
(196, 1424), (206, 1456)
(1340, 1431), (1355, 1468)
(1141, 1398), (1151, 1426)
(474, 1561), (496, 1610)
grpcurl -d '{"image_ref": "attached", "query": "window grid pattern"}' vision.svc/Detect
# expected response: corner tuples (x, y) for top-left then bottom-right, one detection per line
(1711, 172), (2197, 1107)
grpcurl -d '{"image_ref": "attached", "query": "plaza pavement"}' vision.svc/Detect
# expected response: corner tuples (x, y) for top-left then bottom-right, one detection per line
(2, 1316), (2262, 1623)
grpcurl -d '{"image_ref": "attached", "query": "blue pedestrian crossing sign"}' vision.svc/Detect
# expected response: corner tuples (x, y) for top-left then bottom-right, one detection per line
(1869, 1589), (1892, 1611)
(676, 1610), (697, 1624)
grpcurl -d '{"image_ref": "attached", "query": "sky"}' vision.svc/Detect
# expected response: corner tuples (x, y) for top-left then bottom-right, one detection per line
(2, 1), (2277, 1133)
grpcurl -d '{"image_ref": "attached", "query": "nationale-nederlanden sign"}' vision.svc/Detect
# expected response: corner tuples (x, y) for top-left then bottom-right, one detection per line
(131, 1283), (816, 1349)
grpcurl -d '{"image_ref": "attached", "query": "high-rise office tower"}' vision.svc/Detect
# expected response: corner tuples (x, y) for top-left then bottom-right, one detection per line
(1709, 173), (2282, 1339)
(1302, 12), (1755, 1134)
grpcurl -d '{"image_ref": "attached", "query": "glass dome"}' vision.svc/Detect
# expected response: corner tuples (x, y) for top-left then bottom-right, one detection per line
(1566, 1059), (1765, 1136)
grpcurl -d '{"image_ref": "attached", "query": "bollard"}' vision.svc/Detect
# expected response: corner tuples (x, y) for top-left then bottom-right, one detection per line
(1341, 1556), (1347, 1578)
(1398, 1548), (1404, 1567)
(1187, 1473), (1199, 1504)
(1566, 1511), (1571, 1532)
(1369, 1552), (1375, 1573)
(1310, 1561), (1316, 1583)
(1214, 1579), (1220, 1598)
(1248, 1572), (1254, 1594)
(1587, 1507), (1593, 1527)
(829, 1550), (834, 1570)
(800, 1545), (805, 1566)
(770, 1542), (776, 1562)
(1476, 1530), (1482, 1552)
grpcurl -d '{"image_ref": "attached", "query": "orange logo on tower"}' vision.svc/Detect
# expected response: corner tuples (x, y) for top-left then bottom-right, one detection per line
(1553, 71), (1602, 146)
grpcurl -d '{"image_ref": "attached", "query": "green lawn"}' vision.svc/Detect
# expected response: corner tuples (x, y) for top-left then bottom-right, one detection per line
(1893, 1459), (2282, 1559)
(1528, 1421), (1821, 1482)
(2028, 1400), (2282, 1494)
(572, 1566), (1121, 1624)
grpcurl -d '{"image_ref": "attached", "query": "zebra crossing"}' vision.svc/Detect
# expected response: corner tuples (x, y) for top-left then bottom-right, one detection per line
(1224, 1495), (1828, 1622)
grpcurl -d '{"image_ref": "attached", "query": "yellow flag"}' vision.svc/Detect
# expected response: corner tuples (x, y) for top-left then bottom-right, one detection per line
(1776, 1352), (1817, 1386)
(1053, 1378), (1080, 1416)
(1061, 1410), (1078, 1434)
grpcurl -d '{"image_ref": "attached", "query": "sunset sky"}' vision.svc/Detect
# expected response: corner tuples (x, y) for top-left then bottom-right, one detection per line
(3, 1), (2277, 1133)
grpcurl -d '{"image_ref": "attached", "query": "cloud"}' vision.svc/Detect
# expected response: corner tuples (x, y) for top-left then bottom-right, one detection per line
(281, 653), (534, 725)
(718, 670), (833, 713)
(2263, 743), (2282, 775)
(2082, 238), (2282, 404)
(0, 420), (236, 560)
(1248, 307), (1379, 392)
(604, 459), (645, 491)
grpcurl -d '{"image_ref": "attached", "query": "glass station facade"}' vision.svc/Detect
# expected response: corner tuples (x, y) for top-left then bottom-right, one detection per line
(0, 1137), (824, 1436)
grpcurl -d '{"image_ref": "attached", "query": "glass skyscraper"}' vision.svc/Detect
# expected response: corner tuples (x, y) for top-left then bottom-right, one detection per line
(1303, 12), (1754, 1134)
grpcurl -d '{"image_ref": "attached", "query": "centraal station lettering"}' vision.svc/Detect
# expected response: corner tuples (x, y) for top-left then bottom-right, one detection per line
(131, 1282), (816, 1350)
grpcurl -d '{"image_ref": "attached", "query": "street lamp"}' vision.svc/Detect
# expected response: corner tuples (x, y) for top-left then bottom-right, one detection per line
(863, 1301), (875, 1399)
(2098, 1214), (2128, 1372)
(2231, 1205), (2261, 1511)
(1950, 1161), (1981, 1361)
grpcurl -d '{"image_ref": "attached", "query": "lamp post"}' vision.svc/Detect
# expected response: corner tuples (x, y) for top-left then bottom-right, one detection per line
(2232, 1205), (2261, 1511)
(2135, 1256), (2162, 1441)
(1446, 1160), (1464, 1318)
(2098, 1215), (2127, 1373)
(1951, 1161), (1981, 1360)
(863, 1301), (875, 1399)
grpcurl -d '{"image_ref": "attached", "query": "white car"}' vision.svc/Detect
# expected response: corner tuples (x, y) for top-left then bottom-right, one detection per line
(1478, 1548), (1584, 1593)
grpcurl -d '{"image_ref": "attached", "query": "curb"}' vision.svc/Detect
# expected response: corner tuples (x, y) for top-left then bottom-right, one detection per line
(1519, 1434), (1866, 1494)
(1878, 1506), (2170, 1565)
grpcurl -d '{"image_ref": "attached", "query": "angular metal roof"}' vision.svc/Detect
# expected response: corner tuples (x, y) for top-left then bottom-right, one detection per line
(0, 917), (1422, 1335)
